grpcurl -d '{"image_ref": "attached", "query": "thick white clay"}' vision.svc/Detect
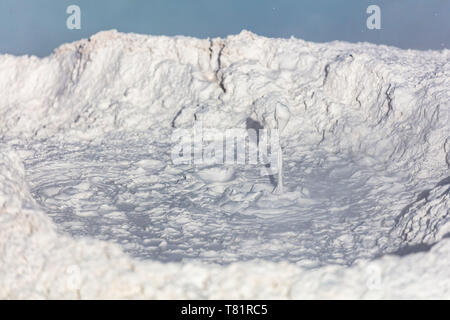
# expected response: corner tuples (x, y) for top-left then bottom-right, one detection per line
(0, 30), (449, 298)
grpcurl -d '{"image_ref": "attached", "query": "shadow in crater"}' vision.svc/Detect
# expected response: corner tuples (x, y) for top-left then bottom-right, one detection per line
(388, 176), (450, 258)
(391, 232), (450, 257)
(394, 176), (450, 224)
(436, 176), (450, 187)
(391, 243), (435, 257)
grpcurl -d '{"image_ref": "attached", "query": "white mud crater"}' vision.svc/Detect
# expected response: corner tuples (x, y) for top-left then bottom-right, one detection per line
(0, 30), (449, 298)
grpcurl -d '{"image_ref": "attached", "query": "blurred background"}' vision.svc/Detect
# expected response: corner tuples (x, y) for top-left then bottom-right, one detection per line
(0, 0), (448, 57)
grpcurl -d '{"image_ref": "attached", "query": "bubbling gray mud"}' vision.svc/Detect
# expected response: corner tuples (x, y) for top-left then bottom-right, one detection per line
(22, 133), (417, 267)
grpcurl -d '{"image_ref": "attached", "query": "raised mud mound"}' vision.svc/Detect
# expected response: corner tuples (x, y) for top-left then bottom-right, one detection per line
(0, 30), (449, 298)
